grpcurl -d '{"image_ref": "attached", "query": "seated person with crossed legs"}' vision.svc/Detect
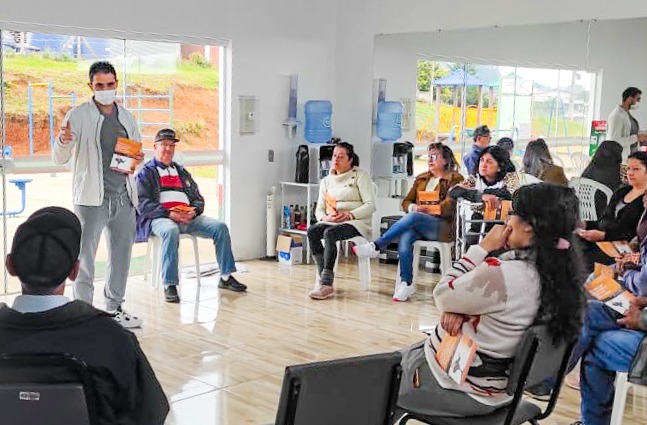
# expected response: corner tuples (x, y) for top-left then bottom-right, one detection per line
(136, 128), (246, 303)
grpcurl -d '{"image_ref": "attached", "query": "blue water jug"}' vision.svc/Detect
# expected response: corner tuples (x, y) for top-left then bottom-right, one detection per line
(376, 101), (403, 141)
(304, 100), (333, 143)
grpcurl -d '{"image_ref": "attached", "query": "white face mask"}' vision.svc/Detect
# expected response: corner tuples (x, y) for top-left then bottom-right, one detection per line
(632, 103), (641, 111)
(94, 89), (116, 106)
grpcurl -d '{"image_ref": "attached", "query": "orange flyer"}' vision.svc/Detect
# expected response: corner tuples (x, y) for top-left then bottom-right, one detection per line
(584, 275), (635, 314)
(110, 137), (142, 174)
(593, 263), (615, 278)
(596, 241), (633, 258)
(418, 191), (441, 215)
(435, 333), (478, 385)
(484, 200), (512, 221)
(324, 192), (337, 215)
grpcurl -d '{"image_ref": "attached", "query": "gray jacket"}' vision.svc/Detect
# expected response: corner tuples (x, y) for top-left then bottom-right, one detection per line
(52, 99), (141, 207)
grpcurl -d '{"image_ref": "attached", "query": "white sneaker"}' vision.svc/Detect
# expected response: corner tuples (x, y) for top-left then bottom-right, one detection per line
(353, 242), (379, 258)
(393, 281), (415, 302)
(111, 308), (143, 329)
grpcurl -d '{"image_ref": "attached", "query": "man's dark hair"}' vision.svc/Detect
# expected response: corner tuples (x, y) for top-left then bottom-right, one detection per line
(472, 125), (490, 142)
(622, 87), (642, 102)
(89, 61), (117, 83)
(496, 137), (514, 154)
(10, 207), (81, 291)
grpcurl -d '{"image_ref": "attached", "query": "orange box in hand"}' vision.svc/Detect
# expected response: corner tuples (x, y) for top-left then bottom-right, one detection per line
(435, 332), (478, 385)
(110, 137), (142, 174)
(418, 191), (441, 215)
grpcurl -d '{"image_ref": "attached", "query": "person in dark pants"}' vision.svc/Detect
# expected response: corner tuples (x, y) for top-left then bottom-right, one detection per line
(307, 142), (375, 300)
(0, 207), (169, 425)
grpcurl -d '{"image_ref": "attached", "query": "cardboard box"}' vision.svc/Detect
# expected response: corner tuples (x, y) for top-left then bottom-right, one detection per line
(276, 234), (303, 266)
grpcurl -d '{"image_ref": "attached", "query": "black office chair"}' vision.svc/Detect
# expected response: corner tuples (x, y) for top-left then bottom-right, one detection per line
(0, 353), (98, 425)
(398, 324), (576, 425)
(274, 351), (402, 425)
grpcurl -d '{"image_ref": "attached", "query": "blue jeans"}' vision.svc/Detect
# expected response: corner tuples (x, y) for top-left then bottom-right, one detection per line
(150, 215), (237, 286)
(375, 212), (441, 284)
(569, 300), (644, 425)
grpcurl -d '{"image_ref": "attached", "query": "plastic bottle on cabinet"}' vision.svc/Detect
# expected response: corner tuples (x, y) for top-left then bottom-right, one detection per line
(304, 100), (333, 143)
(376, 101), (403, 141)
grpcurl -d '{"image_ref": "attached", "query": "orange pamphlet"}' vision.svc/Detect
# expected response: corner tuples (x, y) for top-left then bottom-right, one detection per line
(324, 192), (337, 215)
(584, 275), (635, 314)
(110, 137), (142, 174)
(593, 263), (615, 278)
(483, 200), (512, 221)
(435, 333), (478, 385)
(596, 241), (634, 258)
(418, 190), (441, 215)
(170, 205), (195, 213)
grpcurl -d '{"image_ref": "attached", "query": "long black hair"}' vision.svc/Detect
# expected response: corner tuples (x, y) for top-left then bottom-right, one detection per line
(428, 142), (458, 173)
(523, 138), (554, 177)
(477, 145), (513, 182)
(512, 183), (585, 343)
(581, 140), (622, 190)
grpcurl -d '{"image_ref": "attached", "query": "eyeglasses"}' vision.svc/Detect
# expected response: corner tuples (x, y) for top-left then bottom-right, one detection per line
(428, 153), (439, 161)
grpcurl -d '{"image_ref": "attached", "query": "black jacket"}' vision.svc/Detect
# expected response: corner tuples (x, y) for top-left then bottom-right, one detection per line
(0, 301), (169, 425)
(595, 185), (645, 241)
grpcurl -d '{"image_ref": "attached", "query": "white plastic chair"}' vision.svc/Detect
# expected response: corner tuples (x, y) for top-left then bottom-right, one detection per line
(144, 234), (201, 289)
(610, 372), (635, 425)
(395, 240), (454, 286)
(568, 177), (613, 222)
(570, 152), (591, 175)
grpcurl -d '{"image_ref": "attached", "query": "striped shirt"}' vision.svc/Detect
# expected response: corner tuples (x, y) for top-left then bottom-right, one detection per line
(157, 165), (190, 210)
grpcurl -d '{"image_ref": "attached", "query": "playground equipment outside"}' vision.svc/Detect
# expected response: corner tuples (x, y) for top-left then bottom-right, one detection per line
(417, 104), (497, 142)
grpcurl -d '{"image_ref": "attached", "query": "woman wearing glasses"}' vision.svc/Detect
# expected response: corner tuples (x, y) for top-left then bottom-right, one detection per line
(307, 142), (376, 300)
(354, 143), (463, 301)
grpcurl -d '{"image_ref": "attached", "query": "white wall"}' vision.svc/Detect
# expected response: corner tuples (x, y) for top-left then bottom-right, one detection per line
(373, 18), (647, 138)
(1, 0), (337, 259)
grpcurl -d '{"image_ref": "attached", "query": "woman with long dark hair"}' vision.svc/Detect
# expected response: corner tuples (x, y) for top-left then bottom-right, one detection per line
(522, 138), (568, 185)
(578, 151), (647, 271)
(394, 183), (585, 418)
(581, 140), (624, 218)
(354, 143), (463, 301)
(307, 141), (375, 300)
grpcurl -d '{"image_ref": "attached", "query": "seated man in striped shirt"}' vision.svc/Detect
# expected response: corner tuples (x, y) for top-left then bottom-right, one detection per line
(136, 128), (246, 303)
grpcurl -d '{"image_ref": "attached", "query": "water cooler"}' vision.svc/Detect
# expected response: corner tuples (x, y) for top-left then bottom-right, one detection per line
(371, 141), (414, 178)
(308, 144), (336, 183)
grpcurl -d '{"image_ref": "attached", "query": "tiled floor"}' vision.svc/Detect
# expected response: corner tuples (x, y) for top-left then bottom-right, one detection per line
(2, 257), (647, 424)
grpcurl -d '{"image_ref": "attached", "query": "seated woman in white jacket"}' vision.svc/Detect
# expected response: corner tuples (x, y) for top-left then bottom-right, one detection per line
(394, 184), (585, 418)
(307, 142), (376, 300)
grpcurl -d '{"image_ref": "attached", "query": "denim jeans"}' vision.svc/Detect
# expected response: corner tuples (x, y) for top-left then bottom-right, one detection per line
(375, 212), (441, 284)
(569, 300), (644, 425)
(150, 215), (237, 286)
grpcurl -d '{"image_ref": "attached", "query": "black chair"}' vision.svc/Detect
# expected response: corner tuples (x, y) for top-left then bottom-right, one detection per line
(0, 353), (98, 425)
(398, 324), (576, 425)
(274, 351), (402, 425)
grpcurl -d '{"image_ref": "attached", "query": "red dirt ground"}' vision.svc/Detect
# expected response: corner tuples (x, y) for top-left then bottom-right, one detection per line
(5, 83), (219, 156)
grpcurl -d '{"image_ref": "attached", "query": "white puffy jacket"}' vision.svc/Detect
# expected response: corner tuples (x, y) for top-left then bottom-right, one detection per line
(52, 100), (141, 207)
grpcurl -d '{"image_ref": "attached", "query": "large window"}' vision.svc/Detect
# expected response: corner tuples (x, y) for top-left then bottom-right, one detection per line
(0, 30), (225, 294)
(415, 58), (597, 175)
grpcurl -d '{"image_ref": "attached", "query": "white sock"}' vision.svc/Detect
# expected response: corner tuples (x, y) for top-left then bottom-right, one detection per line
(221, 274), (230, 281)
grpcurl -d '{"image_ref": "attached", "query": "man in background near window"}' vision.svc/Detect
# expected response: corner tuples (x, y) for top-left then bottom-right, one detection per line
(607, 87), (647, 161)
(462, 125), (492, 175)
(136, 128), (247, 303)
(0, 207), (169, 425)
(52, 61), (143, 328)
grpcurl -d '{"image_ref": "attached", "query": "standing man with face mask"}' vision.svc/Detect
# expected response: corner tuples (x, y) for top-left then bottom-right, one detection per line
(607, 87), (647, 161)
(52, 61), (144, 328)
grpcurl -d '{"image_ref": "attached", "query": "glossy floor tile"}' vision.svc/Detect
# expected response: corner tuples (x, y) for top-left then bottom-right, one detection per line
(3, 257), (647, 424)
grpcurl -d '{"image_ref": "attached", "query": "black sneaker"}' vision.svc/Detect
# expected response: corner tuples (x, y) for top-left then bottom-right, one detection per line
(164, 285), (180, 303)
(524, 383), (552, 402)
(218, 276), (247, 292)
